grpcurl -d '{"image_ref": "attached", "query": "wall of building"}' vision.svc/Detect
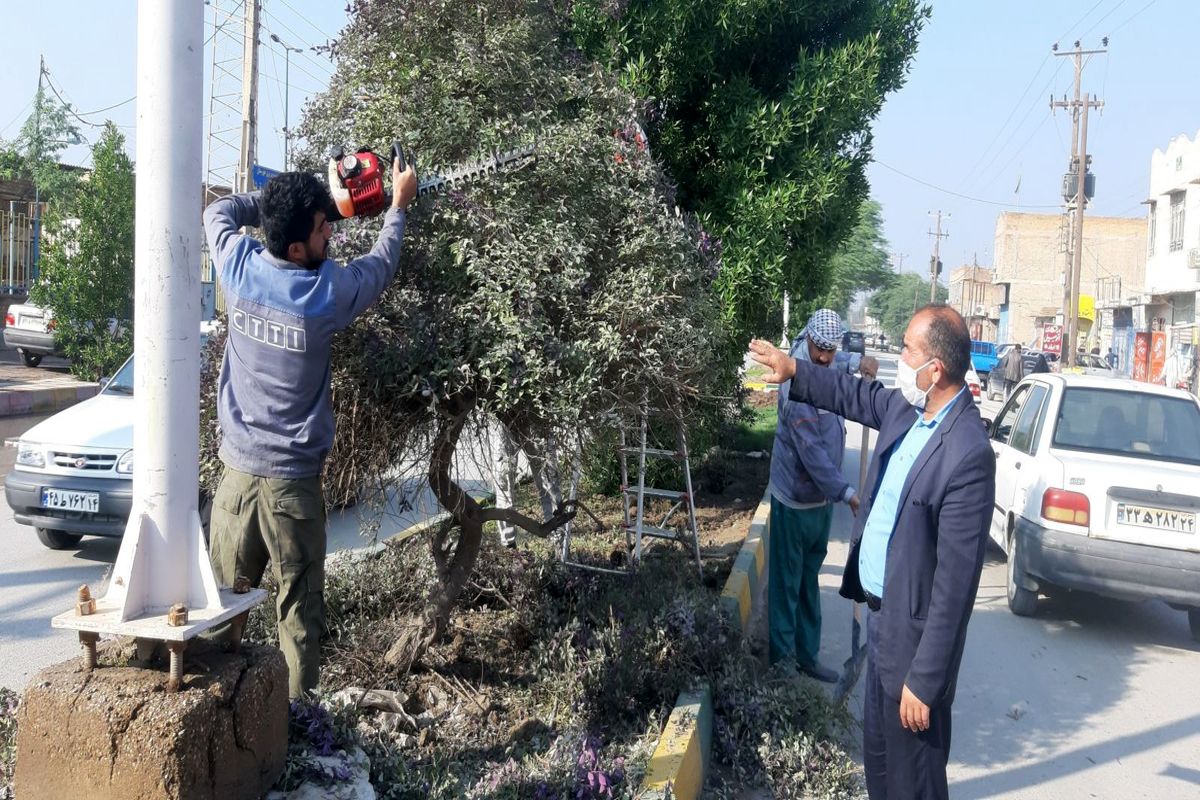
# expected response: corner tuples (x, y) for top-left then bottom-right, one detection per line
(992, 212), (1146, 348)
(1145, 129), (1200, 295)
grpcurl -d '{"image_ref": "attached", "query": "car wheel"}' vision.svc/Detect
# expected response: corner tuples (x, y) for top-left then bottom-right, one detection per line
(1006, 525), (1038, 617)
(1188, 608), (1200, 642)
(36, 527), (83, 550)
(19, 350), (43, 368)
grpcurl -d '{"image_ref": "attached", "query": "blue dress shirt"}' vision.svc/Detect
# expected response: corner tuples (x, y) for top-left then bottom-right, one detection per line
(857, 387), (967, 597)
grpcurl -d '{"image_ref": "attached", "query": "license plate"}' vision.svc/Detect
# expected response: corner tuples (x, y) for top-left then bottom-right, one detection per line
(40, 488), (100, 514)
(1116, 503), (1196, 534)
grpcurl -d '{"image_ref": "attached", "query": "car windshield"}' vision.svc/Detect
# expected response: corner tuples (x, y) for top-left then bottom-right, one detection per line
(1052, 387), (1200, 466)
(104, 356), (134, 395)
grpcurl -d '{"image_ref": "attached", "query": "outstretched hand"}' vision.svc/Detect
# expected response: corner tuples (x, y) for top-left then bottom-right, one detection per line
(748, 339), (797, 385)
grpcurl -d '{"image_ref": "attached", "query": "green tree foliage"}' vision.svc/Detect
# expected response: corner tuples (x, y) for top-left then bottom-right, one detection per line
(0, 83), (82, 206)
(811, 198), (894, 317)
(570, 0), (929, 344)
(32, 123), (135, 380)
(204, 0), (736, 665)
(866, 272), (947, 344)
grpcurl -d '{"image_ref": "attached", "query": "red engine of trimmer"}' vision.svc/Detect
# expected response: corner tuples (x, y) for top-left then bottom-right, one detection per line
(329, 147), (389, 220)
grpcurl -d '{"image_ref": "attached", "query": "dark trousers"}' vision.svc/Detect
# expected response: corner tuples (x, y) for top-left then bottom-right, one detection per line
(863, 610), (953, 800)
(209, 466), (328, 698)
(767, 497), (833, 666)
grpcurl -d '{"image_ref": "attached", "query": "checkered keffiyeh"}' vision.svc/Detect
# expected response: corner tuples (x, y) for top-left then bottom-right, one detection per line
(802, 308), (845, 351)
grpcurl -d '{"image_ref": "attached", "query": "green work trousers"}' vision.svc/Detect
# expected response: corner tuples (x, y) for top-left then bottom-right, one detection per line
(208, 466), (327, 698)
(768, 496), (833, 667)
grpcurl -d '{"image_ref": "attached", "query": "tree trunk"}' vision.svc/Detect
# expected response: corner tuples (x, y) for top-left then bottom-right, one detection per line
(385, 402), (484, 671)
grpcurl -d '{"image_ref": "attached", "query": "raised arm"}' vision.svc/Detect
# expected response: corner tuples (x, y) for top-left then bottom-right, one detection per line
(202, 192), (261, 271)
(333, 208), (407, 326)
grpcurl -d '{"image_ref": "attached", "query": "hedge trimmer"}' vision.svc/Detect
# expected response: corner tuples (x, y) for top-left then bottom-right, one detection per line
(326, 124), (646, 221)
(326, 139), (537, 221)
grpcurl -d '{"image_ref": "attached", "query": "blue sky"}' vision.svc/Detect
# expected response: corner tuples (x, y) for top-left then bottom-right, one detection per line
(868, 0), (1198, 278)
(1, 1), (1195, 277)
(0, 1), (346, 176)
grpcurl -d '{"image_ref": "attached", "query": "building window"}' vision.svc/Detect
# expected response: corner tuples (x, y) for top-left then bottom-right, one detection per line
(1169, 192), (1185, 252)
(1148, 201), (1157, 257)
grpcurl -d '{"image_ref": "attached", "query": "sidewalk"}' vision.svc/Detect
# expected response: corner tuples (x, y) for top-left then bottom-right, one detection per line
(0, 355), (99, 418)
(747, 417), (874, 735)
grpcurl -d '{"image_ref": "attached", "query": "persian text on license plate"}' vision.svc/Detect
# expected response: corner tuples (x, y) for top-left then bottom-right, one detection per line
(1116, 503), (1196, 534)
(40, 488), (100, 514)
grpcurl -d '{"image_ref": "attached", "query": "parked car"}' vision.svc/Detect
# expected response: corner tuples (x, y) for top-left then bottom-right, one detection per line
(5, 325), (218, 549)
(1076, 352), (1114, 377)
(966, 366), (982, 404)
(3, 302), (63, 367)
(969, 340), (1000, 388)
(987, 373), (1200, 640)
(5, 353), (135, 548)
(986, 349), (1056, 402)
(842, 331), (866, 355)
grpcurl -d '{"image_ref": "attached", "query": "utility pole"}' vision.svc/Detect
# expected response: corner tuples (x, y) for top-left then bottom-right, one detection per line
(270, 33), (303, 171)
(237, 0), (261, 193)
(891, 252), (906, 275)
(928, 211), (949, 303)
(32, 55), (45, 281)
(1051, 40), (1105, 370)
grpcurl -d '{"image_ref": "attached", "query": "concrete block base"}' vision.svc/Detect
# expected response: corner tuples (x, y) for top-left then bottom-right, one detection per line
(15, 638), (288, 800)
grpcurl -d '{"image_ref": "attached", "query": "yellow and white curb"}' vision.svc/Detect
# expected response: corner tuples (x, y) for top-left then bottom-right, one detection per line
(719, 488), (771, 634)
(639, 487), (772, 799)
(639, 684), (713, 800)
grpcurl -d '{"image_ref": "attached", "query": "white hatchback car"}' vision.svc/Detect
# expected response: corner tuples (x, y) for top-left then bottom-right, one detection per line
(989, 373), (1200, 640)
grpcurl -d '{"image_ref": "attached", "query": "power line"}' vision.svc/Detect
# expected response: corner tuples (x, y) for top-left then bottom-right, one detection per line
(1057, 0), (1111, 41)
(272, 0), (338, 42)
(1078, 0), (1134, 41)
(260, 7), (334, 76)
(77, 96), (136, 116)
(959, 54), (1052, 188)
(972, 59), (1065, 186)
(0, 98), (34, 139)
(1109, 0), (1161, 34)
(874, 160), (1061, 209)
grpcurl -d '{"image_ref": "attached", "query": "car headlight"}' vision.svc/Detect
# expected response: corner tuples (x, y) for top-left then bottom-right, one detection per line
(16, 443), (45, 469)
(116, 450), (134, 474)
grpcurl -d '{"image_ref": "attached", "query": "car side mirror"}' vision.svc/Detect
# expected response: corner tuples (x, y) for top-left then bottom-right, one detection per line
(99, 376), (110, 389)
(982, 417), (993, 435)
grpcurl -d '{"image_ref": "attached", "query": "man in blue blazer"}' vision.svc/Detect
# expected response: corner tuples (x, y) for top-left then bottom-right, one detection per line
(750, 305), (994, 800)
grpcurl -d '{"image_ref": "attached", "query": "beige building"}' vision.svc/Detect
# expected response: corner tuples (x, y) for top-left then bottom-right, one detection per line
(992, 212), (1146, 348)
(948, 264), (1002, 341)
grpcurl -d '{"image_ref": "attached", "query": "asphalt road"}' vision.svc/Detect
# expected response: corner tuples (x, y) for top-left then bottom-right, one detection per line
(0, 406), (497, 691)
(831, 351), (1200, 800)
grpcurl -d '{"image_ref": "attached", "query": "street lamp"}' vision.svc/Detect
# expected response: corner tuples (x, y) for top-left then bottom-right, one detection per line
(269, 33), (303, 171)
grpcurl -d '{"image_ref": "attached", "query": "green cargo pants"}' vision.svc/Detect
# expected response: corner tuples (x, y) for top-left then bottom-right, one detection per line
(767, 496), (833, 667)
(208, 466), (327, 698)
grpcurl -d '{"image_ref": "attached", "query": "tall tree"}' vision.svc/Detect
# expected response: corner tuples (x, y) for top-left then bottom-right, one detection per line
(203, 0), (735, 668)
(0, 79), (82, 207)
(32, 123), (135, 380)
(810, 198), (894, 317)
(570, 0), (929, 345)
(867, 272), (947, 344)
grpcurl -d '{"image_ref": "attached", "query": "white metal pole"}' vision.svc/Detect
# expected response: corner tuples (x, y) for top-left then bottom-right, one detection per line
(54, 0), (263, 642)
(132, 0), (204, 605)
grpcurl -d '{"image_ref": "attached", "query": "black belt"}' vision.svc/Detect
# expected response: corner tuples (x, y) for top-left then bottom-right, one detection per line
(863, 591), (882, 612)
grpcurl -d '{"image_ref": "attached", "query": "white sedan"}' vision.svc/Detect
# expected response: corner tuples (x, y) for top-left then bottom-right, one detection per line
(988, 373), (1200, 639)
(966, 366), (983, 404)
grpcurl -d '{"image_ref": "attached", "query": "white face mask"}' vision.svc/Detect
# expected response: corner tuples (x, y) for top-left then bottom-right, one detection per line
(898, 359), (935, 408)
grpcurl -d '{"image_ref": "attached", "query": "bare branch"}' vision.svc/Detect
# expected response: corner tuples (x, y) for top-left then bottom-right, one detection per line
(478, 500), (578, 537)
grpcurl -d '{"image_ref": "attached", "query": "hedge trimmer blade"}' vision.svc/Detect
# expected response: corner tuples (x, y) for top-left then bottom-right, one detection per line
(416, 145), (538, 198)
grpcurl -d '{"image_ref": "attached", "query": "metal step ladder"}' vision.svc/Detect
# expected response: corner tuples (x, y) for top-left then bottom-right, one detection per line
(559, 405), (703, 576)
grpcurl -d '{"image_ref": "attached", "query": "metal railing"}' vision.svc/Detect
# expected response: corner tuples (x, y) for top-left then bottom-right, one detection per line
(0, 201), (42, 295)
